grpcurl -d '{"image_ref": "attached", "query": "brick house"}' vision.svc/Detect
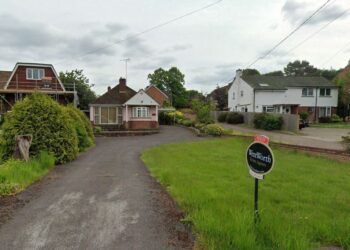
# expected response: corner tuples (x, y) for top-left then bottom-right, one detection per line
(0, 62), (75, 115)
(89, 78), (168, 130)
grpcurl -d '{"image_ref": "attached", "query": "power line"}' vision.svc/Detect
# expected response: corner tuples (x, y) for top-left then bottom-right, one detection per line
(57, 0), (223, 65)
(286, 6), (349, 55)
(245, 0), (331, 68)
(320, 40), (350, 67)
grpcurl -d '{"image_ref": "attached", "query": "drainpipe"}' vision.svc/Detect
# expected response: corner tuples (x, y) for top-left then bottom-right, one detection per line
(314, 88), (318, 122)
(253, 89), (256, 112)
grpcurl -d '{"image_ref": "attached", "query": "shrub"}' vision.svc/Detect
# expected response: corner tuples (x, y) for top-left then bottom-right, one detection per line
(331, 114), (342, 123)
(203, 124), (224, 136)
(1, 93), (79, 164)
(71, 107), (94, 140)
(159, 111), (173, 125)
(63, 106), (93, 152)
(343, 133), (350, 152)
(253, 113), (283, 130)
(318, 116), (332, 123)
(299, 112), (308, 121)
(217, 112), (228, 122)
(181, 119), (194, 127)
(226, 112), (244, 124)
(94, 126), (102, 134)
(192, 99), (214, 124)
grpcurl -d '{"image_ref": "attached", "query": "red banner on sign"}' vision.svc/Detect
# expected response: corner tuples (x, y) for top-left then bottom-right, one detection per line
(254, 135), (269, 145)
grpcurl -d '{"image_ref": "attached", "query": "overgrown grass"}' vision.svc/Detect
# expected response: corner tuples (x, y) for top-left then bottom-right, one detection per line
(141, 138), (350, 250)
(0, 151), (55, 195)
(310, 122), (350, 129)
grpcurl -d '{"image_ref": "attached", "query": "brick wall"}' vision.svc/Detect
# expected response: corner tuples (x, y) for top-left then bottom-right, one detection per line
(125, 121), (159, 130)
(145, 86), (168, 106)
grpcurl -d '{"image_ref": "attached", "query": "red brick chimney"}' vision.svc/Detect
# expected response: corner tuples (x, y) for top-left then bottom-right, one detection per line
(119, 77), (126, 93)
(107, 86), (111, 92)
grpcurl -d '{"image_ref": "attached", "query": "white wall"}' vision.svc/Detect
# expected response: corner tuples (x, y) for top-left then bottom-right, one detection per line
(255, 87), (338, 110)
(228, 73), (254, 112)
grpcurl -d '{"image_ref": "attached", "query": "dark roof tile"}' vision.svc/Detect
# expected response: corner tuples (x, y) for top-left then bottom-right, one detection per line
(92, 84), (136, 105)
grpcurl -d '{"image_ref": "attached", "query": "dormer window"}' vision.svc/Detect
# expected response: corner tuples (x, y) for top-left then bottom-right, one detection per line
(26, 68), (45, 80)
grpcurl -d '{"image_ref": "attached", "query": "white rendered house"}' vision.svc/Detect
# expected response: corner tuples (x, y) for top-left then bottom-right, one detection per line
(228, 70), (338, 121)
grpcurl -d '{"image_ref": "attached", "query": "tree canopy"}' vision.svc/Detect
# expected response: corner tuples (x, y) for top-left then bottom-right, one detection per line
(264, 70), (284, 76)
(59, 69), (96, 111)
(242, 68), (260, 76)
(284, 60), (319, 76)
(148, 67), (187, 108)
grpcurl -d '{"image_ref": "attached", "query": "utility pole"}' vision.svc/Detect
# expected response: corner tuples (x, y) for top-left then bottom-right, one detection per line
(120, 58), (130, 82)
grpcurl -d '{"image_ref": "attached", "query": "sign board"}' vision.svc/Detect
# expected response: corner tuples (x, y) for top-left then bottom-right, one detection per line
(254, 135), (269, 145)
(246, 141), (274, 177)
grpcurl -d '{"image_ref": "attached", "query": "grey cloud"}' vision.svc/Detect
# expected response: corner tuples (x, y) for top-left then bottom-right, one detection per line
(190, 64), (236, 87)
(132, 56), (176, 70)
(282, 0), (348, 25)
(161, 44), (193, 53)
(122, 35), (153, 58)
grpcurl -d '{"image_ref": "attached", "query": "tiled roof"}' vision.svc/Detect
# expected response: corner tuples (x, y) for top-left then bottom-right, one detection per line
(0, 71), (12, 89)
(242, 75), (336, 90)
(91, 84), (136, 105)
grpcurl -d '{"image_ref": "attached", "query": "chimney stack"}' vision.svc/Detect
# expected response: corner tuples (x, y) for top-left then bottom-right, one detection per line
(236, 69), (243, 79)
(107, 86), (111, 92)
(119, 77), (126, 93)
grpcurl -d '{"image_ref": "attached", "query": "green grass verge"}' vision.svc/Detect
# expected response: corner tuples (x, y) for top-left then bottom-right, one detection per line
(0, 151), (55, 195)
(141, 138), (350, 250)
(310, 122), (350, 129)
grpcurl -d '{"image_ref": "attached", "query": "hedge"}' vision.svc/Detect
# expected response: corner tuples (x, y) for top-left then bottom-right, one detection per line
(226, 112), (244, 124)
(1, 93), (79, 164)
(254, 113), (283, 130)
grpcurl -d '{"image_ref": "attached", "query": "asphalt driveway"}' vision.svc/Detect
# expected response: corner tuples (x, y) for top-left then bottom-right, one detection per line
(0, 126), (202, 250)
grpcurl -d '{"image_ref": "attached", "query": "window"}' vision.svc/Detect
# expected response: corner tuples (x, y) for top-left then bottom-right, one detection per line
(320, 88), (331, 97)
(240, 91), (244, 97)
(232, 92), (235, 100)
(26, 68), (45, 80)
(94, 107), (100, 124)
(302, 88), (313, 97)
(262, 105), (274, 113)
(319, 107), (331, 117)
(132, 107), (150, 118)
(94, 106), (117, 124)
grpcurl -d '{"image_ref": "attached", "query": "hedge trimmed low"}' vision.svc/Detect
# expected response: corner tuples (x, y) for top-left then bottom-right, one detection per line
(226, 112), (244, 124)
(254, 113), (283, 130)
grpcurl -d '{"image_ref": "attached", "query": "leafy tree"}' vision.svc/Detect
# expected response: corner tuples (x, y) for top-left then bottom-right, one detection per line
(320, 69), (340, 81)
(186, 89), (205, 107)
(284, 60), (319, 76)
(209, 85), (228, 110)
(335, 72), (350, 119)
(191, 99), (214, 124)
(59, 69), (96, 110)
(264, 70), (284, 76)
(242, 68), (260, 76)
(148, 67), (187, 108)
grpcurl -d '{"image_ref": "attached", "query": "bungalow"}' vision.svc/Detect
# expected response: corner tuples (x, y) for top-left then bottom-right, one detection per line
(89, 78), (169, 130)
(0, 62), (75, 115)
(228, 70), (338, 121)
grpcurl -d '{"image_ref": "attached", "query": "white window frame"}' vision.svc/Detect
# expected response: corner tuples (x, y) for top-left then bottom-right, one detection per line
(26, 68), (45, 80)
(319, 88), (331, 97)
(302, 88), (313, 97)
(262, 105), (274, 113)
(94, 106), (118, 125)
(132, 107), (150, 118)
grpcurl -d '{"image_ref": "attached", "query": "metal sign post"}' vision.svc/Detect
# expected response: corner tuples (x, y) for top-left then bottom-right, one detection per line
(246, 135), (274, 224)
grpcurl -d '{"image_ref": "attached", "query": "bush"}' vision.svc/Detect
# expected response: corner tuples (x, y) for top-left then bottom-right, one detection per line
(203, 124), (224, 136)
(181, 119), (194, 127)
(299, 112), (308, 121)
(64, 106), (93, 152)
(318, 116), (332, 123)
(254, 113), (283, 130)
(94, 126), (102, 134)
(217, 112), (228, 122)
(192, 100), (214, 124)
(226, 112), (244, 124)
(331, 114), (342, 123)
(1, 93), (79, 164)
(343, 133), (350, 152)
(72, 107), (94, 140)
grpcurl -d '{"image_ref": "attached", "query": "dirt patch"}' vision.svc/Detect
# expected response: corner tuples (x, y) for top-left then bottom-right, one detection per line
(150, 178), (195, 249)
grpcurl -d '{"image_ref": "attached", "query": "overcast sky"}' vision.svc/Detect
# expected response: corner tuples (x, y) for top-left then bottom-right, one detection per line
(0, 0), (349, 95)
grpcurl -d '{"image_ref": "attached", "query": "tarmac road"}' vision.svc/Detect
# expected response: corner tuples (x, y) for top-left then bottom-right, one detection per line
(0, 126), (201, 250)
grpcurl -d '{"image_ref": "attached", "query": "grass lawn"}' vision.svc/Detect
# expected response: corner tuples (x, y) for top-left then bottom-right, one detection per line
(310, 122), (350, 129)
(141, 138), (350, 250)
(0, 151), (55, 195)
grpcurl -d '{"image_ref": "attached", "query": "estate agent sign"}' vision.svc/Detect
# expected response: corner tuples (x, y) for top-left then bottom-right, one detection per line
(246, 135), (275, 223)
